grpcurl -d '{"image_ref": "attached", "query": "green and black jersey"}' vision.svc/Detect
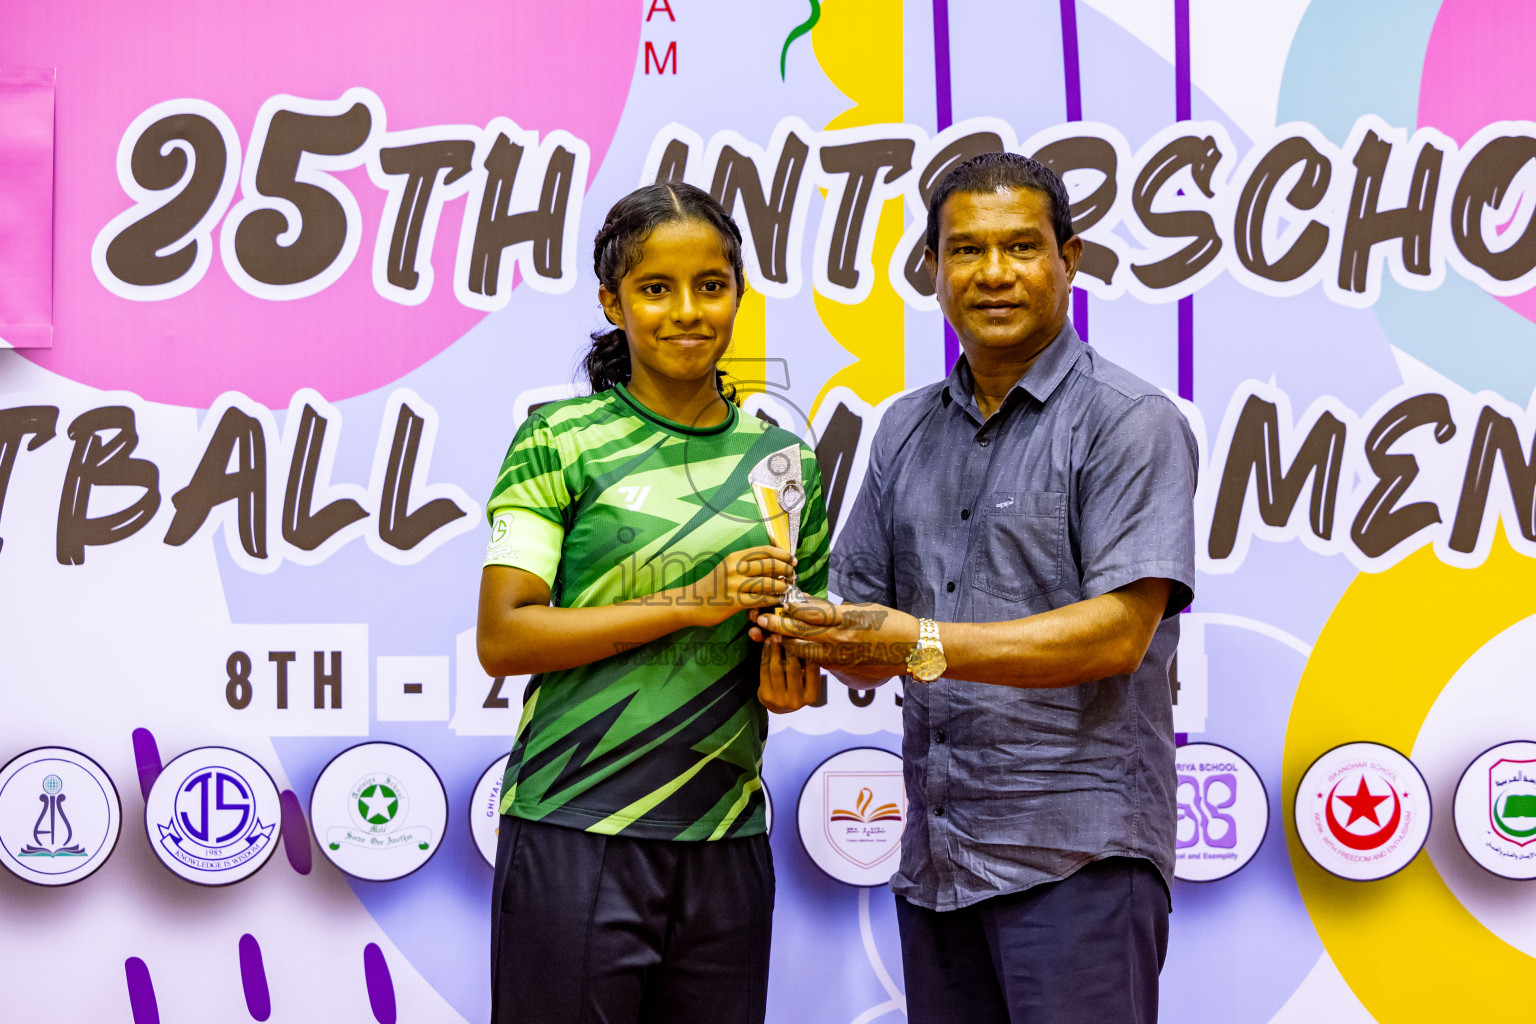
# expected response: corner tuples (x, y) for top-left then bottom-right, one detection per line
(483, 384), (829, 841)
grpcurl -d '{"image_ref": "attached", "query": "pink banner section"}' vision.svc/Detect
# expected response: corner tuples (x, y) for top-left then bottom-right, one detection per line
(0, 68), (55, 349)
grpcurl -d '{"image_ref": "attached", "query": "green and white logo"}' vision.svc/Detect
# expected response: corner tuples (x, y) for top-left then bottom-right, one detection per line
(1490, 760), (1536, 844)
(1454, 741), (1536, 880)
(355, 779), (403, 831)
(484, 510), (521, 565)
(310, 742), (447, 882)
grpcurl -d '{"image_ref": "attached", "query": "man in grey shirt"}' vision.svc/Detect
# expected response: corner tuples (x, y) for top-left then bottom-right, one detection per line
(755, 153), (1197, 1023)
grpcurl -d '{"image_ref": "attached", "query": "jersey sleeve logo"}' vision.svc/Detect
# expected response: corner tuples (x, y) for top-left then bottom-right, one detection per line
(485, 511), (521, 563)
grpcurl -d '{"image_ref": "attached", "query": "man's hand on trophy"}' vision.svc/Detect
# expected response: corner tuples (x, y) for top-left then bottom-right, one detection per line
(757, 636), (822, 713)
(750, 598), (919, 679)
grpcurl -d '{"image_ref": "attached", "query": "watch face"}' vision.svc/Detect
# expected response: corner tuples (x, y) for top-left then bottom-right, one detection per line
(909, 646), (945, 681)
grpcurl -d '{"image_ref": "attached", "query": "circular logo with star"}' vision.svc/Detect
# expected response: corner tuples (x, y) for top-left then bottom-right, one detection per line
(1294, 742), (1430, 880)
(353, 776), (406, 832)
(310, 742), (446, 882)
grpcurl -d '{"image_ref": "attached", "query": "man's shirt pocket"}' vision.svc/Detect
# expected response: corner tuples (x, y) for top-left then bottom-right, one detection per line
(971, 491), (1068, 602)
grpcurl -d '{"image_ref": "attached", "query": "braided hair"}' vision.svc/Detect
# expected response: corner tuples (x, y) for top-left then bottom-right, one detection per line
(584, 182), (746, 398)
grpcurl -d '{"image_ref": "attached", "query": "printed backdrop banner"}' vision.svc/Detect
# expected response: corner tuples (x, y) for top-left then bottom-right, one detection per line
(2, 1), (1535, 1021)
(0, 67), (54, 349)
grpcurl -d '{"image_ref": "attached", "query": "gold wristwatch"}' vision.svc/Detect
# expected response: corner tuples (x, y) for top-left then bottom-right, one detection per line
(906, 618), (947, 682)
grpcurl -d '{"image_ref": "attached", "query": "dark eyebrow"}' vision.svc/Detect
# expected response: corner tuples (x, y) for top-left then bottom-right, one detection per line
(630, 265), (734, 285)
(945, 227), (1047, 244)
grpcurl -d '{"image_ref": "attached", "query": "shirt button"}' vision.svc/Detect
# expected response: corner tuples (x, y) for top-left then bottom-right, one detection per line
(979, 438), (990, 448)
(934, 806), (945, 817)
(935, 731), (946, 744)
(960, 509), (970, 521)
(946, 581), (955, 593)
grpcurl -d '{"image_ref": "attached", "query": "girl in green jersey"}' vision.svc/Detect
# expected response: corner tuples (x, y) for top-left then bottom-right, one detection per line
(478, 182), (829, 1024)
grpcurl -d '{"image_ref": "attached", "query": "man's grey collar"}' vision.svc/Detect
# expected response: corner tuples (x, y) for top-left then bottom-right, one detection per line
(940, 321), (1084, 410)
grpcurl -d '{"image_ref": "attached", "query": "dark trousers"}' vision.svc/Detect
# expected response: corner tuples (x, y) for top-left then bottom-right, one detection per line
(896, 857), (1169, 1024)
(490, 815), (774, 1024)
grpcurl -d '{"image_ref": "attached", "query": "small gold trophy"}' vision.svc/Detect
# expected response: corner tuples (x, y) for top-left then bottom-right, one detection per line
(749, 444), (808, 607)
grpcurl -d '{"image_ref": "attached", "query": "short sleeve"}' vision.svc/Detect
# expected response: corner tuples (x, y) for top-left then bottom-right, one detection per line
(482, 414), (570, 588)
(827, 420), (896, 607)
(794, 446), (831, 600)
(1077, 395), (1198, 617)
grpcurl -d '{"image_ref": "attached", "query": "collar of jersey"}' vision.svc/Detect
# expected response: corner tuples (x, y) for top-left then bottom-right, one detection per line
(613, 383), (738, 436)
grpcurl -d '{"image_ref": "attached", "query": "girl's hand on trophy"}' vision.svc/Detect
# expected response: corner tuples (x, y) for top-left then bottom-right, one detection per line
(677, 546), (796, 626)
(758, 635), (822, 714)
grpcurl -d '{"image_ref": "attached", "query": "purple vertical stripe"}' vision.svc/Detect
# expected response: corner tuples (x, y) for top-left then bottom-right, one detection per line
(1174, 0), (1192, 122)
(131, 727), (162, 801)
(239, 934), (272, 1021)
(1174, 0), (1193, 400)
(363, 943), (398, 1024)
(932, 0), (953, 130)
(933, 0), (959, 371)
(1060, 0), (1088, 341)
(125, 957), (160, 1024)
(1178, 298), (1194, 400)
(1059, 0), (1083, 122)
(280, 789), (312, 875)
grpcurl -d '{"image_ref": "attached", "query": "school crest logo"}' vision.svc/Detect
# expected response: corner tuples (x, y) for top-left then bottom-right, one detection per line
(145, 747), (281, 886)
(1295, 742), (1429, 881)
(1489, 758), (1536, 845)
(469, 754), (510, 869)
(0, 747), (122, 886)
(826, 778), (903, 868)
(352, 775), (407, 831)
(1173, 742), (1269, 882)
(797, 748), (905, 886)
(484, 510), (521, 564)
(1453, 741), (1536, 880)
(311, 742), (446, 881)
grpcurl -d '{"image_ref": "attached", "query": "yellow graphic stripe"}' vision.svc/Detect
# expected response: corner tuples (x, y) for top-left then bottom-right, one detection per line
(723, 288), (768, 398)
(810, 0), (906, 418)
(709, 774), (764, 840)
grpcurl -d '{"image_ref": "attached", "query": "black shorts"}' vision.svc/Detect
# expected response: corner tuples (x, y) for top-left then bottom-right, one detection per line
(490, 815), (774, 1024)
